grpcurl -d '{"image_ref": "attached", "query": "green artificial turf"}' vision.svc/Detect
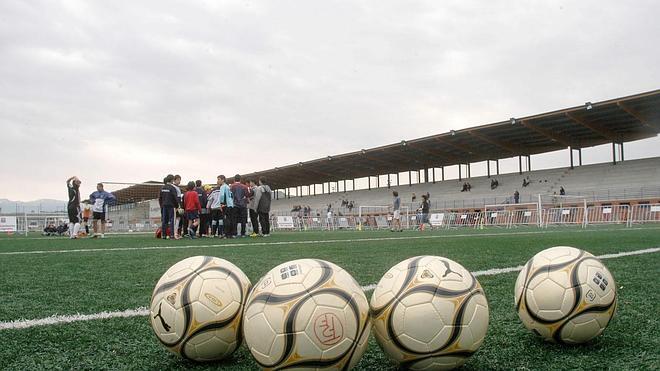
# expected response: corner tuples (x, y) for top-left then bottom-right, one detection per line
(0, 226), (658, 369)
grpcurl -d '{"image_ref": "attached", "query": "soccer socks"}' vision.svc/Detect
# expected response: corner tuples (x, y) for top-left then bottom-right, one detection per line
(73, 223), (81, 237)
(69, 223), (74, 238)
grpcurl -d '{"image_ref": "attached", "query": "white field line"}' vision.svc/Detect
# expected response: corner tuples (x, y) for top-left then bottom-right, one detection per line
(1, 247), (658, 331)
(2, 226), (659, 256)
(0, 307), (150, 330)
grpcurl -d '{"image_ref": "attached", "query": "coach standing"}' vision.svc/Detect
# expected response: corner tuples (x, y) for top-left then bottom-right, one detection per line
(89, 183), (116, 238)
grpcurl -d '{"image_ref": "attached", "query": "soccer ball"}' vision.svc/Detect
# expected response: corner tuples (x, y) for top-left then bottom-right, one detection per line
(514, 246), (617, 344)
(243, 259), (371, 370)
(370, 256), (489, 370)
(149, 256), (252, 361)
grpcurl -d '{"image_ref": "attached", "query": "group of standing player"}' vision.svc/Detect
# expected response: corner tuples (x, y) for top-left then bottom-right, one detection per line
(158, 174), (272, 240)
(66, 176), (116, 239)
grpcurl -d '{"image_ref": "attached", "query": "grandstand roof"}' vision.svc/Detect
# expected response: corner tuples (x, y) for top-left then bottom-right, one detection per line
(112, 181), (162, 204)
(244, 89), (660, 189)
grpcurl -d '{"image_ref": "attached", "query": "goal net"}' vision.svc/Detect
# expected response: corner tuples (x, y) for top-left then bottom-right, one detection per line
(101, 181), (166, 233)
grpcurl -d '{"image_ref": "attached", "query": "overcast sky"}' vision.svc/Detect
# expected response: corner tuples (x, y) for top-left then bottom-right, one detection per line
(1, 0), (659, 201)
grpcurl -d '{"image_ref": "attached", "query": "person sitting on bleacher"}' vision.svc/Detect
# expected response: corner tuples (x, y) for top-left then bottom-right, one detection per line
(461, 182), (471, 192)
(491, 178), (499, 190)
(560, 186), (566, 195)
(522, 177), (530, 187)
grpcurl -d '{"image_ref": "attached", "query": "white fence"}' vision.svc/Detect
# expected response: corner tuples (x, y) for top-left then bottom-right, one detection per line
(630, 203), (660, 224)
(5, 203), (659, 236)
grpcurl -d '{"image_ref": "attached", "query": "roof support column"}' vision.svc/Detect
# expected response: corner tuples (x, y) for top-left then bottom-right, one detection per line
(458, 164), (462, 181)
(408, 171), (412, 187)
(579, 148), (582, 166)
(432, 168), (436, 184)
(467, 163), (471, 178)
(352, 179), (355, 191)
(528, 155), (532, 172)
(518, 155), (523, 175)
(496, 160), (500, 175)
(376, 176), (380, 188)
(570, 147), (574, 169)
(424, 168), (429, 183)
(343, 180), (347, 193)
(368, 177), (371, 190)
(387, 174), (391, 188)
(487, 161), (490, 178)
(620, 143), (625, 162)
(322, 183), (325, 194)
(396, 173), (400, 186)
(612, 142), (616, 165)
(441, 166), (445, 181)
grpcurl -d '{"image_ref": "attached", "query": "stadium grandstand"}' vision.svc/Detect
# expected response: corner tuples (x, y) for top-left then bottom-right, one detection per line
(101, 89), (659, 232)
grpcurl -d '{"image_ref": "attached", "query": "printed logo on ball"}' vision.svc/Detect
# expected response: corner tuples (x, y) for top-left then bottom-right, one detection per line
(314, 312), (343, 346)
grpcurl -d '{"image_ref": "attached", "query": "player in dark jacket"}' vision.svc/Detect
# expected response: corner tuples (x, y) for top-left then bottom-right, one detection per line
(230, 174), (250, 237)
(159, 174), (179, 239)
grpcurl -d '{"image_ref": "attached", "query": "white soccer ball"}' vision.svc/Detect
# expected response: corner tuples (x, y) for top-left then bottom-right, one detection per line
(514, 246), (617, 344)
(149, 256), (252, 361)
(243, 259), (371, 370)
(370, 256), (489, 370)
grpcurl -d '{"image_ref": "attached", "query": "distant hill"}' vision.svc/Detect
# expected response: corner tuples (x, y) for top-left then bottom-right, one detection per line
(0, 199), (68, 214)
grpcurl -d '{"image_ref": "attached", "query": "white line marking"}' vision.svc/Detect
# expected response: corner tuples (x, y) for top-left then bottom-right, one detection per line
(0, 307), (150, 330)
(1, 247), (658, 331)
(2, 226), (659, 256)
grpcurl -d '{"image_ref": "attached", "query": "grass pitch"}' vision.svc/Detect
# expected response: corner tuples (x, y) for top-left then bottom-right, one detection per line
(1, 226), (659, 370)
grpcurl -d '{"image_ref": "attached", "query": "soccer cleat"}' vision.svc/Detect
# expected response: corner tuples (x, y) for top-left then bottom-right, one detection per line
(250, 232), (257, 237)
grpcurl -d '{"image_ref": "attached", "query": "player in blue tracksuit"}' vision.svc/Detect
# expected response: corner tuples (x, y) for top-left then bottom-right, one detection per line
(89, 183), (117, 238)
